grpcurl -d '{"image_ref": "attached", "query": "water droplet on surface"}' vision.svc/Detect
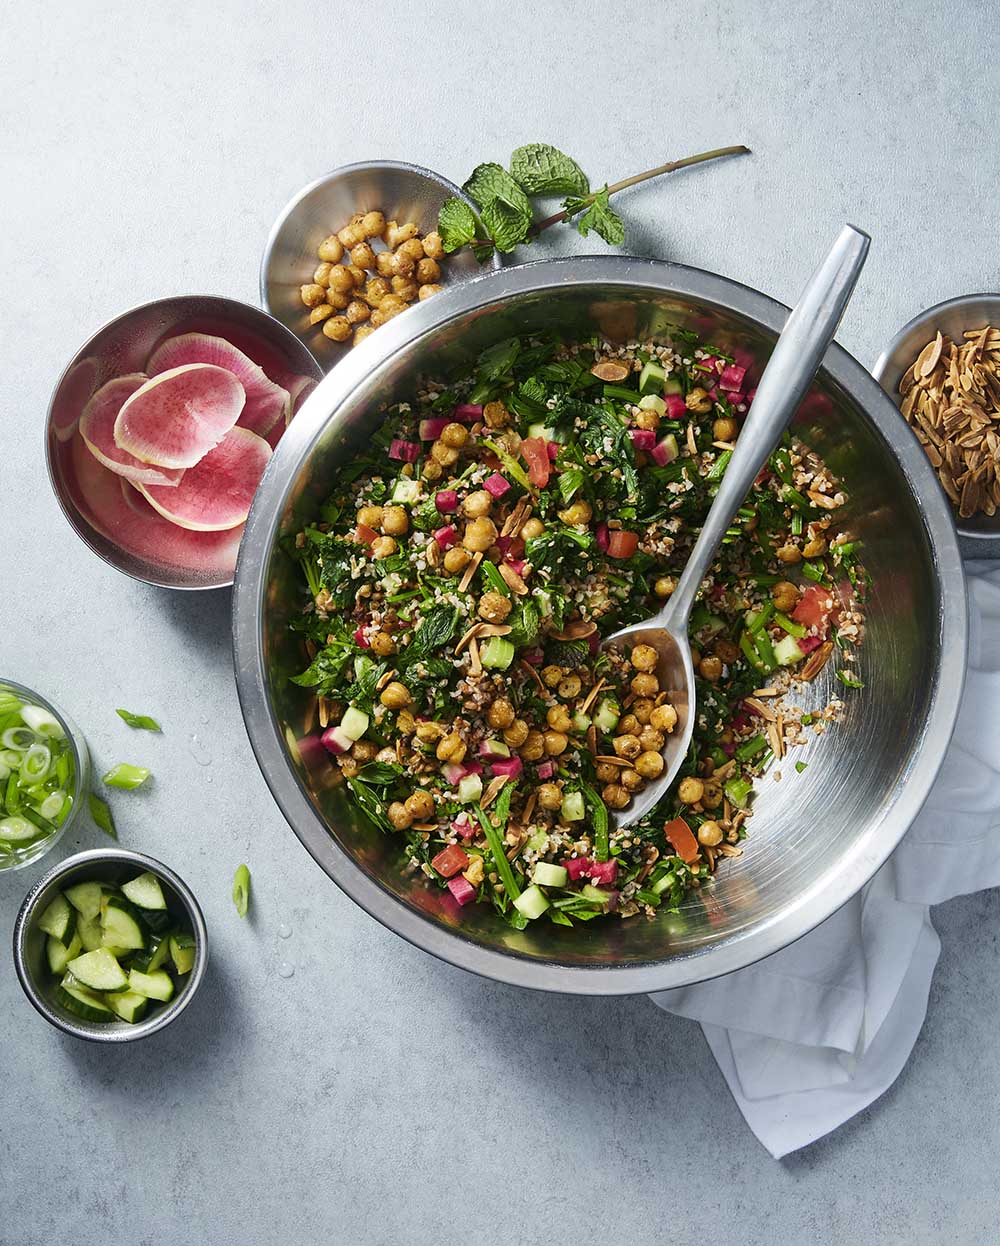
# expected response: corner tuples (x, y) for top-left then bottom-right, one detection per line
(278, 923), (292, 939)
(200, 713), (210, 725)
(277, 961), (295, 979)
(188, 733), (213, 766)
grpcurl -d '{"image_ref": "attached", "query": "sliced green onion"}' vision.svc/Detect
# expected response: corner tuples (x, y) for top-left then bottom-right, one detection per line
(20, 705), (64, 738)
(723, 776), (754, 808)
(707, 449), (733, 481)
(0, 814), (39, 842)
(0, 758), (8, 782)
(21, 743), (52, 785)
(790, 513), (803, 535)
(480, 637), (515, 670)
(753, 628), (777, 671)
(38, 790), (66, 820)
(781, 484), (812, 513)
(747, 602), (774, 635)
(116, 708), (162, 732)
(88, 793), (117, 838)
(232, 863), (251, 918)
(0, 749), (20, 769)
(482, 439), (532, 491)
(836, 670), (865, 689)
(773, 611), (806, 638)
(739, 631), (765, 671)
(771, 447), (793, 483)
(102, 763), (150, 790)
(0, 693), (23, 716)
(802, 560), (826, 583)
(795, 761), (809, 774)
(735, 734), (768, 762)
(473, 804), (521, 900)
(1, 726), (34, 752)
(602, 383), (640, 402)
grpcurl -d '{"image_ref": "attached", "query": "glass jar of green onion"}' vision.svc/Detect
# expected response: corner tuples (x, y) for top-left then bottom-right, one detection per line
(0, 681), (89, 870)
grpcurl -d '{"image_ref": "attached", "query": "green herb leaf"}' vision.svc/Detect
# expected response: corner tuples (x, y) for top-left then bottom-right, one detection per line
(408, 605), (459, 658)
(477, 337), (521, 382)
(506, 599), (540, 648)
(567, 186), (625, 247)
(557, 468), (585, 505)
(836, 670), (865, 689)
(102, 763), (150, 790)
(483, 438), (532, 491)
(115, 708), (162, 732)
(232, 863), (251, 918)
(88, 793), (116, 838)
(353, 761), (404, 785)
(463, 163), (533, 253)
(509, 143), (589, 196)
(437, 197), (479, 252)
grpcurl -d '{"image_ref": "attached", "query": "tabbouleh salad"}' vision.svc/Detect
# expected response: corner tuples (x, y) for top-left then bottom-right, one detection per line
(288, 331), (867, 930)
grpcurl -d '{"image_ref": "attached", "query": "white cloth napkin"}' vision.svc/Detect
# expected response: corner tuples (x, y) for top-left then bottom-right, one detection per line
(649, 566), (1000, 1158)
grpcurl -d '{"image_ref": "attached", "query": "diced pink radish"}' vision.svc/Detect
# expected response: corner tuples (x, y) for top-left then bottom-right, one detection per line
(588, 631), (601, 655)
(453, 403), (482, 422)
(114, 364), (245, 469)
(137, 427), (271, 531)
(447, 876), (477, 906)
(320, 725), (352, 755)
(630, 428), (656, 451)
(353, 627), (370, 648)
(719, 364), (746, 392)
(80, 375), (186, 487)
(433, 524), (457, 549)
(484, 472), (511, 499)
(651, 434), (679, 466)
(745, 387), (757, 405)
(443, 763), (467, 785)
(388, 438), (419, 462)
(490, 756), (523, 779)
(588, 859), (618, 885)
(799, 635), (823, 654)
(565, 856), (591, 881)
(522, 648), (543, 665)
(495, 535), (512, 555)
(506, 558), (528, 576)
(721, 741), (736, 757)
(665, 394), (687, 419)
(451, 816), (476, 841)
(435, 490), (458, 513)
(463, 762), (483, 776)
(731, 713), (751, 733)
(595, 522), (609, 552)
(419, 417), (451, 440)
(546, 441), (560, 461)
(294, 733), (328, 771)
(536, 761), (555, 779)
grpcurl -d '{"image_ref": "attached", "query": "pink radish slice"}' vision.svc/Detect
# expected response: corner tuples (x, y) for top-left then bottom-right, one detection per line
(52, 356), (100, 442)
(80, 375), (185, 487)
(137, 426), (271, 531)
(147, 333), (290, 437)
(114, 363), (245, 469)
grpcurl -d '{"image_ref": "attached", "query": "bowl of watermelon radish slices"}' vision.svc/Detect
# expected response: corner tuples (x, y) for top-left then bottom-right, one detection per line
(13, 847), (208, 1041)
(46, 295), (323, 590)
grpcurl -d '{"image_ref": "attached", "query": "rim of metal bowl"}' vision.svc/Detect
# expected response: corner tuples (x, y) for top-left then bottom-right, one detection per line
(44, 293), (320, 592)
(259, 158), (503, 319)
(872, 291), (1000, 547)
(233, 255), (968, 995)
(13, 847), (209, 1041)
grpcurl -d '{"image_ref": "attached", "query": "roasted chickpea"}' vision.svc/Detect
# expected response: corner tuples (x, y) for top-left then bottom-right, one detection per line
(686, 386), (713, 414)
(349, 242), (376, 270)
(405, 789), (435, 820)
(618, 713), (640, 737)
(715, 639), (740, 665)
(701, 782), (723, 811)
(397, 709), (416, 735)
(422, 231), (445, 260)
(396, 237), (425, 263)
(361, 210), (385, 239)
(557, 674), (582, 700)
(595, 762), (619, 783)
(352, 740), (377, 763)
(620, 768), (644, 792)
(521, 517), (544, 540)
(520, 731), (546, 762)
(803, 535), (828, 557)
(371, 535), (397, 559)
(381, 506), (409, 536)
(353, 324), (376, 346)
(543, 730), (568, 756)
(415, 257), (440, 285)
(602, 783), (631, 810)
(421, 458), (443, 481)
(631, 673), (660, 698)
(345, 299), (370, 325)
(326, 288), (351, 310)
(503, 719), (530, 748)
(462, 490), (492, 519)
(772, 581), (800, 612)
(546, 705), (572, 733)
(462, 517), (498, 552)
(380, 681), (411, 710)
(345, 264), (366, 288)
(540, 665), (563, 688)
(379, 294), (407, 316)
(385, 221), (419, 249)
(338, 755), (359, 778)
(314, 261), (333, 287)
(388, 801), (413, 830)
(391, 252), (415, 279)
(370, 308), (390, 329)
(632, 699), (655, 725)
(440, 422), (468, 449)
(300, 283), (326, 308)
(613, 734), (642, 761)
(375, 251), (396, 278)
(634, 408), (660, 431)
(443, 546), (471, 574)
(635, 750), (665, 779)
(357, 505), (383, 527)
(322, 316), (352, 342)
(391, 277), (419, 303)
(630, 643), (658, 672)
(487, 698), (516, 730)
(776, 543), (802, 564)
(638, 728), (665, 753)
(558, 500), (593, 526)
(698, 820), (724, 847)
(318, 235), (345, 264)
(376, 747), (398, 766)
(654, 576), (677, 598)
(337, 223), (365, 249)
(537, 782), (563, 810)
(483, 401), (509, 428)
(415, 720), (444, 743)
(328, 264), (354, 294)
(418, 283), (444, 301)
(699, 655), (723, 682)
(478, 591), (512, 623)
(436, 732), (467, 763)
(309, 305), (334, 325)
(678, 776), (704, 804)
(431, 441), (460, 466)
(370, 631), (396, 657)
(713, 417), (738, 441)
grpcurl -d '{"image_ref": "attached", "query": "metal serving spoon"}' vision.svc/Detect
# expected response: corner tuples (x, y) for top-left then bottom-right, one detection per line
(604, 224), (871, 829)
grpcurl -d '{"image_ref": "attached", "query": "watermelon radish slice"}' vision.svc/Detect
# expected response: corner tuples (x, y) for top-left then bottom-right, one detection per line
(51, 356), (100, 442)
(136, 426), (271, 531)
(80, 375), (185, 487)
(147, 333), (290, 438)
(114, 363), (245, 469)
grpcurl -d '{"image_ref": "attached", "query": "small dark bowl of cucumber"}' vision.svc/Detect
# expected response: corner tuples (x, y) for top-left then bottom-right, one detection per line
(12, 847), (208, 1041)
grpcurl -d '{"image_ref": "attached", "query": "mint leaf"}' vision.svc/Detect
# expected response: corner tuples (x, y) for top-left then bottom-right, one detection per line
(510, 144), (590, 196)
(463, 163), (533, 253)
(570, 186), (625, 247)
(437, 197), (479, 253)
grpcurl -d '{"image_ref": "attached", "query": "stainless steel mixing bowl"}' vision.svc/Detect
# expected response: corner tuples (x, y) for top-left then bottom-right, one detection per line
(233, 256), (967, 995)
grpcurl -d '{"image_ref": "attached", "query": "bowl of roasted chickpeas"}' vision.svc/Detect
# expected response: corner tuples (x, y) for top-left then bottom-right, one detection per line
(261, 161), (502, 370)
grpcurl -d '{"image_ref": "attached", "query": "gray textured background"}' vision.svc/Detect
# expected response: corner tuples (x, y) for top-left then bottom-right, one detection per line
(3, 2), (999, 1243)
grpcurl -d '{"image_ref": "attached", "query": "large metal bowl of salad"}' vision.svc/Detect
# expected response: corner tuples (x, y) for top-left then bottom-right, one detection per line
(233, 256), (967, 994)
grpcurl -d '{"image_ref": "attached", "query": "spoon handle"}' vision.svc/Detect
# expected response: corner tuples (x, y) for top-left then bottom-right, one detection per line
(658, 223), (871, 631)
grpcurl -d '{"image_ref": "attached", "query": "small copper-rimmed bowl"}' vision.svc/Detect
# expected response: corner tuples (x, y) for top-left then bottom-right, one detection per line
(46, 294), (323, 591)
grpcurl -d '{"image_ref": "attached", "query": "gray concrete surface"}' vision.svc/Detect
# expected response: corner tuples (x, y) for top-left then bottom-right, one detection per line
(2, 2), (999, 1242)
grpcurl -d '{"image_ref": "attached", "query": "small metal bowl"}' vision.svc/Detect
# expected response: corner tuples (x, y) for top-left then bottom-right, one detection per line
(46, 294), (323, 591)
(873, 292), (1000, 555)
(0, 678), (90, 873)
(260, 160), (501, 370)
(13, 847), (208, 1042)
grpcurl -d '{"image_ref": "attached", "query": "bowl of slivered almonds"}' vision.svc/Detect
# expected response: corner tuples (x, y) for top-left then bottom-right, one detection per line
(874, 294), (1000, 549)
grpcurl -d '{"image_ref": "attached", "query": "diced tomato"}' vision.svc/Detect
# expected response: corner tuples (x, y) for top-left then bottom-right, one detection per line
(607, 530), (639, 560)
(664, 817), (701, 864)
(520, 436), (550, 488)
(791, 583), (834, 634)
(431, 844), (470, 879)
(354, 522), (378, 547)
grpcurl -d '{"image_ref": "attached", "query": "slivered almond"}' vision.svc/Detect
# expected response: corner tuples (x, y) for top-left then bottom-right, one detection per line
(411, 822), (439, 832)
(522, 793), (537, 824)
(752, 687), (780, 697)
(800, 640), (834, 681)
(519, 659), (545, 693)
(318, 697), (330, 729)
(499, 562), (529, 596)
(455, 622), (485, 654)
(458, 551), (483, 593)
(376, 669), (395, 691)
(476, 623), (513, 638)
(686, 422), (698, 455)
(580, 677), (607, 716)
(594, 754), (632, 767)
(744, 696), (776, 721)
(468, 636), (482, 676)
(481, 775), (509, 810)
(917, 331), (943, 378)
(586, 724), (597, 754)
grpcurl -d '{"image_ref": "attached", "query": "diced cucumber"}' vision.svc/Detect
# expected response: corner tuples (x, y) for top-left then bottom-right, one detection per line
(137, 907), (172, 934)
(560, 791), (585, 822)
(638, 394), (666, 415)
(105, 990), (149, 1024)
(457, 773), (483, 803)
(532, 862), (569, 888)
(527, 423), (555, 441)
(527, 827), (549, 854)
(339, 706), (370, 742)
(169, 932), (196, 976)
(480, 637), (515, 669)
(67, 948), (128, 992)
(592, 699), (620, 734)
(100, 895), (146, 952)
(57, 975), (114, 1023)
(77, 911), (103, 952)
(774, 634), (806, 666)
(391, 477), (420, 505)
(46, 930), (82, 975)
(121, 871), (167, 911)
(482, 738), (510, 758)
(127, 969), (175, 1003)
(651, 872), (675, 896)
(639, 361), (667, 395)
(64, 880), (103, 921)
(580, 883), (613, 906)
(571, 711), (592, 734)
(663, 376), (683, 395)
(38, 893), (76, 942)
(130, 932), (173, 973)
(512, 884), (550, 920)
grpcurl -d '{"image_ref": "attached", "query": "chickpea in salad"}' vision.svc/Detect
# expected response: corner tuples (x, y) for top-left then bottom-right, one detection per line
(288, 332), (867, 930)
